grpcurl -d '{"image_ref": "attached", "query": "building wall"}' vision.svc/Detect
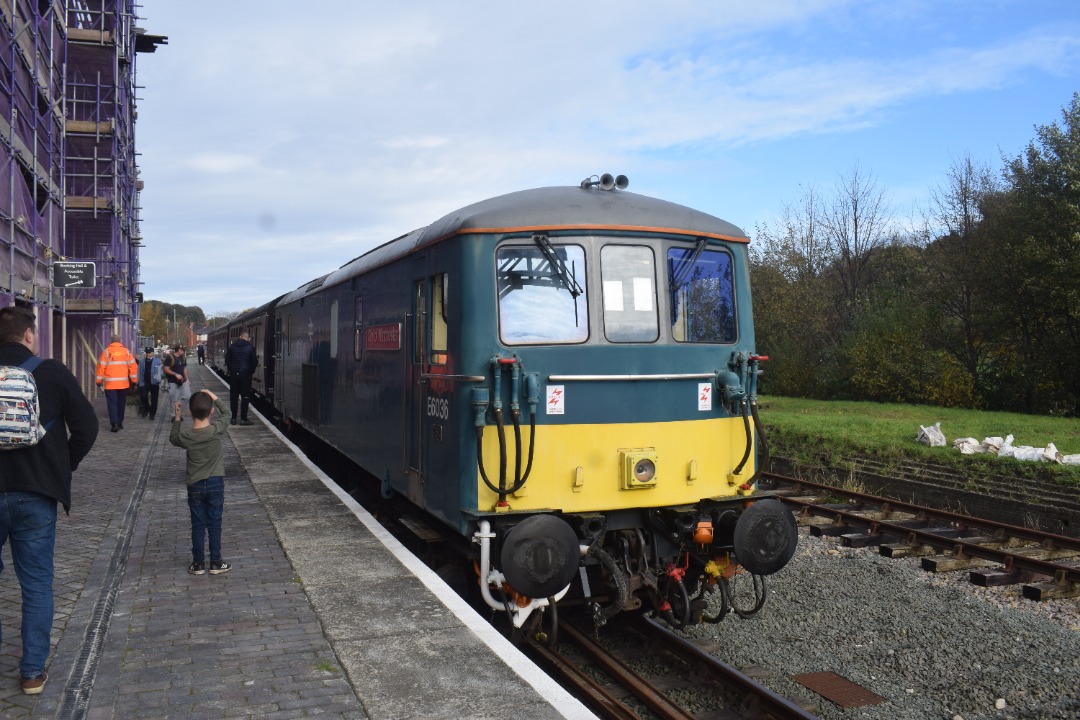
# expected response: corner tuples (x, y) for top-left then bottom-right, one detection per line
(0, 0), (163, 393)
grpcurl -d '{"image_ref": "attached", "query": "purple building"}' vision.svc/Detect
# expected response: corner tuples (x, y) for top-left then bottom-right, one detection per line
(1, 1), (164, 392)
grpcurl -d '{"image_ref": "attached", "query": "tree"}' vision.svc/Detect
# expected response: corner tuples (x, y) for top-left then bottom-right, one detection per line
(139, 302), (166, 344)
(992, 92), (1080, 414)
(206, 310), (240, 329)
(750, 184), (835, 397)
(921, 155), (1002, 403)
(822, 163), (893, 308)
(140, 301), (207, 345)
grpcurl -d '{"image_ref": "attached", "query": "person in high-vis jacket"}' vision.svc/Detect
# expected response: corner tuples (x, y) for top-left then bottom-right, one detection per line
(95, 335), (138, 432)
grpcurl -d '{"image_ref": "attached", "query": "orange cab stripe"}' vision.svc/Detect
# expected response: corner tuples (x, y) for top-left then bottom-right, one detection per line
(419, 224), (751, 249)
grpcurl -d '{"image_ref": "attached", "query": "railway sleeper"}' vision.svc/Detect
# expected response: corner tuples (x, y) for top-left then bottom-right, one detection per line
(810, 523), (860, 538)
(921, 554), (998, 573)
(794, 513), (835, 528)
(841, 531), (895, 548)
(970, 567), (1035, 586)
(1022, 574), (1080, 601)
(879, 542), (937, 559)
(876, 526), (966, 558)
(1009, 546), (1080, 561)
(920, 536), (1017, 572)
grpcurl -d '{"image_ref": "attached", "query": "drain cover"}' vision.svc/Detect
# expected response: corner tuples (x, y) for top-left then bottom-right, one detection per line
(792, 671), (886, 708)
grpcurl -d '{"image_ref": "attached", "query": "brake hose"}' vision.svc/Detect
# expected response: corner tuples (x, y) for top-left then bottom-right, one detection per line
(732, 399), (752, 476)
(750, 400), (769, 482)
(586, 545), (629, 624)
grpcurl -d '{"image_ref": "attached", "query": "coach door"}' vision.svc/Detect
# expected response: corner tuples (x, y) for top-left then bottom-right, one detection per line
(274, 316), (286, 415)
(405, 276), (427, 505)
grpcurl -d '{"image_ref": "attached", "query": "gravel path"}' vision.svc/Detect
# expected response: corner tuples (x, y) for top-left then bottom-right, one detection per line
(681, 529), (1080, 720)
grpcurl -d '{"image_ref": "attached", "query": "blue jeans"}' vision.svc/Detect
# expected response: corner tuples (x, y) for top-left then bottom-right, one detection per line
(104, 387), (129, 424)
(187, 477), (224, 564)
(0, 492), (57, 679)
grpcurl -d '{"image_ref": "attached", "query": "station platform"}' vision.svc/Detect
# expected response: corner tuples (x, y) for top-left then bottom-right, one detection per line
(0, 364), (594, 719)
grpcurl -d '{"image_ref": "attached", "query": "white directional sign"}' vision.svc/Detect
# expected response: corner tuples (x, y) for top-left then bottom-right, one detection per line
(53, 262), (96, 289)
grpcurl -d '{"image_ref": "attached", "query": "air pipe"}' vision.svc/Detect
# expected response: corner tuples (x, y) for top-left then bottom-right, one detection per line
(748, 355), (770, 482)
(474, 358), (535, 505)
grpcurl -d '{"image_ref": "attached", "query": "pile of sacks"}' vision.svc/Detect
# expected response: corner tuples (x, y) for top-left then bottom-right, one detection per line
(916, 422), (1080, 465)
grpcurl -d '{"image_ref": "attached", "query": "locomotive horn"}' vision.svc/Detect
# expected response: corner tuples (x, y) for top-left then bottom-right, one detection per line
(580, 173), (629, 191)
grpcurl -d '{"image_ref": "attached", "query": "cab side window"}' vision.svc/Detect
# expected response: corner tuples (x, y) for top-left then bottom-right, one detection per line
(668, 246), (737, 343)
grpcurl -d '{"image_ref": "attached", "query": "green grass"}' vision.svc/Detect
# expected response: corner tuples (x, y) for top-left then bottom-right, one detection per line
(758, 395), (1080, 484)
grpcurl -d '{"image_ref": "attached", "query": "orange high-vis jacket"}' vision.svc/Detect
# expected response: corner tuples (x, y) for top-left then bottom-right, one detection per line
(96, 342), (138, 390)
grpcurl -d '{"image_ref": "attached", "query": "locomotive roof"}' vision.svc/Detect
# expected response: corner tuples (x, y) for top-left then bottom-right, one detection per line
(417, 185), (748, 246)
(289, 186), (749, 302)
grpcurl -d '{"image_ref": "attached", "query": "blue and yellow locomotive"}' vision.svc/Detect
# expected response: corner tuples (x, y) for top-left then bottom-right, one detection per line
(209, 175), (797, 632)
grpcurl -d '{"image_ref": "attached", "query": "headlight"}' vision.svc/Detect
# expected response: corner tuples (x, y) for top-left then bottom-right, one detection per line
(621, 449), (659, 489)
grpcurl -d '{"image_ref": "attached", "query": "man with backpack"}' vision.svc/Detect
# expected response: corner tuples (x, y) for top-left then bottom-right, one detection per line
(0, 306), (99, 694)
(95, 334), (138, 432)
(163, 344), (191, 409)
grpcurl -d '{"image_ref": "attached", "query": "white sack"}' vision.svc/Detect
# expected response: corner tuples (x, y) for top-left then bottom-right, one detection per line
(953, 437), (984, 454)
(917, 422), (946, 447)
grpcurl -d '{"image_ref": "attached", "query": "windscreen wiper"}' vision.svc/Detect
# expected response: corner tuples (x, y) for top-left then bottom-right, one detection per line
(534, 234), (583, 298)
(669, 236), (709, 293)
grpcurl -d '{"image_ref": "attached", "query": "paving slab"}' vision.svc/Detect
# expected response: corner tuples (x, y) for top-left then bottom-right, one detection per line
(0, 365), (594, 719)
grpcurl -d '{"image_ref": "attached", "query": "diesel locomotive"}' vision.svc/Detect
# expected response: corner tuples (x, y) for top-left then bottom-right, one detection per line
(208, 175), (797, 635)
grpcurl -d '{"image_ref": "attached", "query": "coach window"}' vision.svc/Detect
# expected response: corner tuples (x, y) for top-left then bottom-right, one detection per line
(668, 246), (737, 343)
(330, 300), (339, 359)
(430, 274), (448, 364)
(497, 243), (588, 344)
(601, 245), (658, 342)
(413, 281), (426, 363)
(354, 297), (363, 360)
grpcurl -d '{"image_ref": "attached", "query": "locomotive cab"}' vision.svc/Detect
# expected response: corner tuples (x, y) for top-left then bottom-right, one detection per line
(453, 179), (799, 632)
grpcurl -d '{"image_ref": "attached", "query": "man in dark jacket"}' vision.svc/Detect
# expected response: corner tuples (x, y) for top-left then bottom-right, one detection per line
(224, 331), (257, 426)
(0, 306), (98, 694)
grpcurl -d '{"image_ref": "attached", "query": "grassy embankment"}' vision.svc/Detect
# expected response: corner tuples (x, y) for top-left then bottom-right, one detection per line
(759, 395), (1080, 487)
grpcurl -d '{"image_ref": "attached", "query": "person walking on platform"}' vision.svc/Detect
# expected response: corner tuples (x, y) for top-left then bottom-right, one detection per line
(196, 343), (205, 365)
(224, 331), (256, 426)
(169, 390), (232, 576)
(0, 306), (99, 695)
(163, 344), (191, 409)
(137, 347), (163, 420)
(95, 334), (138, 432)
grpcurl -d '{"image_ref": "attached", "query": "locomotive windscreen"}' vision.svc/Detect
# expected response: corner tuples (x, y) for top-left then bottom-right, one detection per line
(497, 244), (588, 344)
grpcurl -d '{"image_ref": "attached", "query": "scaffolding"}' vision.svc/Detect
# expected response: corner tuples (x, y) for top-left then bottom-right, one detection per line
(0, 0), (65, 353)
(0, 1), (163, 389)
(62, 1), (162, 388)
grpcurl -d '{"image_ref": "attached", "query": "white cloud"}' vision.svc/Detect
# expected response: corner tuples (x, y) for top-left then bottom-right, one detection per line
(133, 0), (1080, 311)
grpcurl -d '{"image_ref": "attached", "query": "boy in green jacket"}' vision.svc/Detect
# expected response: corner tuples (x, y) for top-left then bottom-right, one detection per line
(170, 389), (232, 575)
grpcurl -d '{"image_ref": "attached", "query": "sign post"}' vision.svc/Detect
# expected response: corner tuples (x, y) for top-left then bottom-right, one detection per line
(53, 262), (96, 289)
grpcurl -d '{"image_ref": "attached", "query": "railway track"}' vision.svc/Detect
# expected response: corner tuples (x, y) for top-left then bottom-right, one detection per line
(767, 455), (1080, 538)
(525, 614), (821, 720)
(760, 471), (1080, 600)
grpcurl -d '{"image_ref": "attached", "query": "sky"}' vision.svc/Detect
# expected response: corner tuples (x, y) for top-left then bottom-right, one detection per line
(132, 0), (1080, 316)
